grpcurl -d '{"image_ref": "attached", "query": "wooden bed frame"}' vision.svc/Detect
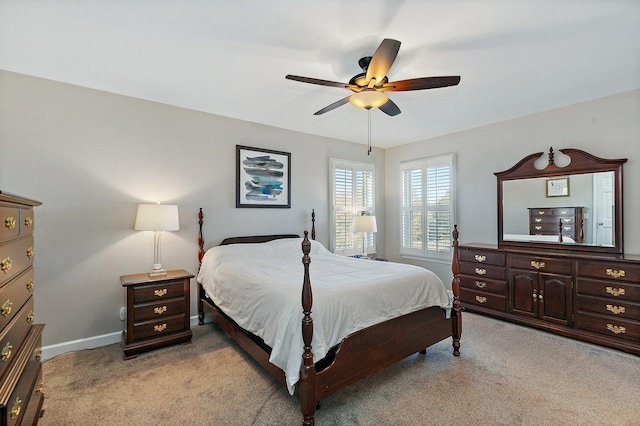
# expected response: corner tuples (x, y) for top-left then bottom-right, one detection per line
(197, 209), (462, 425)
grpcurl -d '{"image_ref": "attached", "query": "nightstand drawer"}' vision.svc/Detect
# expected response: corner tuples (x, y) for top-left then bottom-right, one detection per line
(460, 276), (507, 295)
(460, 288), (507, 311)
(133, 298), (186, 322)
(133, 314), (186, 340)
(133, 281), (184, 304)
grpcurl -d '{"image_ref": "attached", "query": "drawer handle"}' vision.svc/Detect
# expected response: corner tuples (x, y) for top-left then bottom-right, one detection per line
(154, 289), (168, 297)
(606, 305), (625, 315)
(154, 323), (167, 332)
(534, 225), (542, 231)
(36, 348), (42, 361)
(475, 296), (487, 304)
(606, 324), (626, 335)
(154, 306), (167, 315)
(36, 380), (43, 394)
(563, 218), (572, 223)
(1, 257), (12, 273)
(26, 311), (34, 324)
(474, 255), (486, 263)
(563, 226), (572, 231)
(10, 397), (21, 420)
(531, 261), (546, 270)
(534, 218), (542, 223)
(560, 210), (568, 214)
(474, 268), (487, 276)
(1, 300), (12, 317)
(538, 211), (545, 215)
(606, 269), (626, 279)
(1, 342), (12, 362)
(4, 216), (16, 230)
(475, 281), (487, 289)
(24, 217), (33, 228)
(27, 246), (34, 259)
(606, 287), (625, 297)
(26, 279), (34, 291)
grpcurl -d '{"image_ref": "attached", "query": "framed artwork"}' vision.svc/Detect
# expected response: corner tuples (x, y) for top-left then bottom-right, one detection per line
(236, 145), (291, 208)
(546, 177), (570, 197)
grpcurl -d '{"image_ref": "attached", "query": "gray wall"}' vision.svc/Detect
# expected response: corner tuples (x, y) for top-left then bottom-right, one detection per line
(0, 70), (386, 350)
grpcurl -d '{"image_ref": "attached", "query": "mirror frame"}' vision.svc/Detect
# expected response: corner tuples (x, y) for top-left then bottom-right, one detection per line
(496, 147), (627, 255)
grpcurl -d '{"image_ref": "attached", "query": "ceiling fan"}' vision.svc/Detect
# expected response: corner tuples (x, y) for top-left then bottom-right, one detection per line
(286, 38), (461, 117)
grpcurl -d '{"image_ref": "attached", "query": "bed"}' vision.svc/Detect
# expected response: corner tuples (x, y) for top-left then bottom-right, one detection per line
(196, 209), (462, 425)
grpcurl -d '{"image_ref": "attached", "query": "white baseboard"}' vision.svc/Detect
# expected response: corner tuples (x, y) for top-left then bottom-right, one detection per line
(41, 315), (204, 361)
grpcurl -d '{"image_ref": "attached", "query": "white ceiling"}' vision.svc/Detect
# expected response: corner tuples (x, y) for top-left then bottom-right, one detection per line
(1, 1), (639, 149)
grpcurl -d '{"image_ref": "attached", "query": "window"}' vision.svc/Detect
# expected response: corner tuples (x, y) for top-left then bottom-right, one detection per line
(400, 153), (456, 259)
(330, 159), (375, 256)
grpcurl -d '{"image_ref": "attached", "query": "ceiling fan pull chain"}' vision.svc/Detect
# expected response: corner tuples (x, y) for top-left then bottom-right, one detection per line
(368, 109), (372, 155)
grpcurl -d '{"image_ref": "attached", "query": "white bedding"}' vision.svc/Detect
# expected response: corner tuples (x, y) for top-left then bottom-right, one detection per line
(504, 233), (576, 243)
(197, 237), (452, 394)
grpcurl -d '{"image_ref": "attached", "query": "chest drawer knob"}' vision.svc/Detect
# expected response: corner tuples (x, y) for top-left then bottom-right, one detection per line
(26, 311), (34, 324)
(4, 216), (16, 230)
(36, 348), (42, 361)
(534, 225), (542, 231)
(154, 288), (168, 297)
(1, 300), (12, 317)
(606, 324), (626, 335)
(474, 268), (487, 276)
(475, 281), (487, 288)
(606, 287), (626, 297)
(27, 246), (34, 259)
(606, 305), (626, 315)
(154, 306), (168, 315)
(24, 217), (33, 228)
(154, 323), (167, 332)
(27, 279), (34, 291)
(538, 211), (545, 215)
(475, 296), (487, 304)
(605, 269), (625, 279)
(10, 397), (21, 420)
(1, 342), (12, 362)
(1, 257), (11, 273)
(534, 218), (542, 223)
(474, 255), (486, 262)
(531, 261), (546, 270)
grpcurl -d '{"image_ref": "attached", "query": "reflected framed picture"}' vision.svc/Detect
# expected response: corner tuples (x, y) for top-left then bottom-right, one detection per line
(546, 177), (570, 197)
(236, 145), (291, 208)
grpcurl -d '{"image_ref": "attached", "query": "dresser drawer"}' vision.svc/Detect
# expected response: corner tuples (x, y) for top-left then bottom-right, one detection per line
(576, 278), (639, 302)
(459, 249), (505, 266)
(133, 280), (185, 304)
(0, 237), (35, 285)
(576, 260), (640, 283)
(0, 298), (34, 379)
(575, 311), (640, 343)
(576, 294), (640, 319)
(460, 276), (507, 295)
(509, 254), (571, 275)
(460, 288), (507, 311)
(133, 298), (186, 323)
(460, 262), (506, 280)
(133, 314), (186, 340)
(0, 207), (20, 244)
(0, 268), (34, 331)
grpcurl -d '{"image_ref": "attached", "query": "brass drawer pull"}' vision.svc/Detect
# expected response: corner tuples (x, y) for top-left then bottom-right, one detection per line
(606, 269), (625, 279)
(4, 216), (16, 230)
(475, 296), (487, 304)
(36, 380), (43, 394)
(560, 210), (568, 215)
(154, 289), (168, 297)
(606, 305), (625, 315)
(1, 300), (12, 317)
(26, 246), (34, 259)
(10, 397), (21, 419)
(538, 211), (545, 215)
(26, 311), (34, 324)
(534, 218), (542, 223)
(154, 306), (167, 315)
(1, 342), (12, 362)
(534, 225), (542, 231)
(36, 348), (42, 361)
(154, 323), (167, 332)
(606, 287), (625, 297)
(606, 324), (626, 335)
(24, 217), (33, 228)
(563, 226), (572, 231)
(563, 218), (572, 223)
(531, 261), (546, 270)
(27, 279), (34, 291)
(474, 255), (486, 262)
(1, 257), (12, 273)
(475, 281), (487, 289)
(474, 268), (487, 276)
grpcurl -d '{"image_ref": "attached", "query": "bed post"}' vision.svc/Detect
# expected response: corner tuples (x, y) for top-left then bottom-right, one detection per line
(451, 224), (461, 356)
(299, 231), (317, 426)
(198, 208), (205, 325)
(311, 209), (316, 240)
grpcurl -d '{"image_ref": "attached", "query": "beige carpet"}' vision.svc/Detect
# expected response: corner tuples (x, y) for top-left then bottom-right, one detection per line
(40, 313), (639, 425)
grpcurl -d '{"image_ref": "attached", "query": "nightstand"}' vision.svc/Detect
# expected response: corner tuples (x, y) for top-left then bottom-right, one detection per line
(120, 269), (194, 360)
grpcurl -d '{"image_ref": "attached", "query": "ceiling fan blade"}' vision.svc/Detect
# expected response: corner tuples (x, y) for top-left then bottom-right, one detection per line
(286, 74), (358, 90)
(365, 39), (401, 85)
(381, 76), (461, 92)
(379, 98), (401, 116)
(314, 96), (351, 115)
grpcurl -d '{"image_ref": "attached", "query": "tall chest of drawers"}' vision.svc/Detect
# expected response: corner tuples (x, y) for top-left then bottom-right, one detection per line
(528, 207), (583, 243)
(0, 191), (45, 425)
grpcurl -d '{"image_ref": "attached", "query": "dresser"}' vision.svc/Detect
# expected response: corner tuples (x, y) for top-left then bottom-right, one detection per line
(120, 269), (193, 359)
(528, 207), (583, 243)
(0, 191), (45, 425)
(458, 243), (640, 355)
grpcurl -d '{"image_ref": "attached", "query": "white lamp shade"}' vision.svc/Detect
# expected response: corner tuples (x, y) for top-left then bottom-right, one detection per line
(353, 215), (377, 233)
(134, 204), (180, 231)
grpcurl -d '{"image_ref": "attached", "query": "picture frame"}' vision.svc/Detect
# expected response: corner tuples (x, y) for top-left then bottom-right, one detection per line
(546, 177), (570, 197)
(236, 145), (291, 208)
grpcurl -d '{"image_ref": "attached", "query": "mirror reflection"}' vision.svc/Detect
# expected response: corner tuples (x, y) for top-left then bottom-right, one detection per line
(502, 171), (615, 246)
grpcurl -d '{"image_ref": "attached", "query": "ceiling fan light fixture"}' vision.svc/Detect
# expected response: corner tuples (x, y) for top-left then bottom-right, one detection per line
(349, 90), (389, 110)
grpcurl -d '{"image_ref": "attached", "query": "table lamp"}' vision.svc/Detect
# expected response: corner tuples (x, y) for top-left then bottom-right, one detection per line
(135, 203), (180, 276)
(353, 214), (377, 259)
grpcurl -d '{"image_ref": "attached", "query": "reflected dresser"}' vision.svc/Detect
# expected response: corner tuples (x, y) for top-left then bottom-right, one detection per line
(0, 191), (45, 424)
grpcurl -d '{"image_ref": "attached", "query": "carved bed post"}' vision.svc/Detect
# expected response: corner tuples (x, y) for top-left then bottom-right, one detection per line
(299, 231), (317, 426)
(451, 225), (461, 356)
(198, 208), (205, 325)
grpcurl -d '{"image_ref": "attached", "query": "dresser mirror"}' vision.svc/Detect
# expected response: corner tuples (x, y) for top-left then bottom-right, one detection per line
(496, 147), (627, 254)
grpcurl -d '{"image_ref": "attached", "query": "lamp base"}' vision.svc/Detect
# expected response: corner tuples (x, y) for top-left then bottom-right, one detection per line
(149, 264), (167, 277)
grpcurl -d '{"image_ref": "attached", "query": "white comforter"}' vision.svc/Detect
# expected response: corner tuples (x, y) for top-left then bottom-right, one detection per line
(197, 238), (452, 394)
